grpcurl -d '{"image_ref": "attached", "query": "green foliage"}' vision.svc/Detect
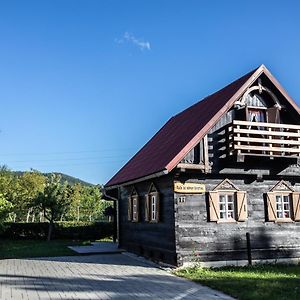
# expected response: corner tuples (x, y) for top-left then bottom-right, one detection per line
(34, 174), (72, 222)
(0, 167), (14, 230)
(12, 170), (46, 221)
(0, 165), (111, 229)
(66, 184), (111, 222)
(175, 264), (300, 300)
(1, 221), (113, 240)
(0, 195), (13, 231)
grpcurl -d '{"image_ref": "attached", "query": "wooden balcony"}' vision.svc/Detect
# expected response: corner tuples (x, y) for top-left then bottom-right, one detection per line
(228, 120), (300, 160)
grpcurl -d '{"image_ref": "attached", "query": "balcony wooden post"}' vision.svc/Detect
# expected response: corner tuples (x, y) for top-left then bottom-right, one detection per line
(268, 127), (273, 157)
(298, 130), (300, 158)
(203, 134), (209, 173)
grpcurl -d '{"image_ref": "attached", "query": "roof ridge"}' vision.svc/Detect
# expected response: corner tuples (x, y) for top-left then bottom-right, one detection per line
(105, 65), (265, 187)
(172, 66), (260, 119)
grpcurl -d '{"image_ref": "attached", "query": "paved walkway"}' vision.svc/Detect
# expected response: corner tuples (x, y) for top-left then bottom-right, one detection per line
(68, 242), (123, 254)
(0, 253), (235, 300)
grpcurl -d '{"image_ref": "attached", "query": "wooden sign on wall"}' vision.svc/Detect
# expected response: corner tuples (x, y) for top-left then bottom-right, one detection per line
(174, 182), (206, 194)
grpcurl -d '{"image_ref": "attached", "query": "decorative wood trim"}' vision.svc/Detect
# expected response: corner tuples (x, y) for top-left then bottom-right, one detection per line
(213, 178), (240, 191)
(147, 182), (158, 194)
(270, 180), (295, 192)
(176, 163), (206, 170)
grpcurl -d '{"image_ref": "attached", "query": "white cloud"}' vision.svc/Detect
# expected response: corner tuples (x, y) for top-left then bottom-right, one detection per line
(116, 32), (151, 51)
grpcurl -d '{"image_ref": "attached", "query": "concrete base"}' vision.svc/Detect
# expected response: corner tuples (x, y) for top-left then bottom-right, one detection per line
(181, 256), (300, 268)
(68, 242), (124, 254)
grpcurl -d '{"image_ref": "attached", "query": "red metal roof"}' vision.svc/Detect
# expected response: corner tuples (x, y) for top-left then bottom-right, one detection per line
(105, 67), (260, 187)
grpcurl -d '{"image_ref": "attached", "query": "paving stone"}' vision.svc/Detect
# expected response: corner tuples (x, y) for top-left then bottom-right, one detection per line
(0, 254), (235, 300)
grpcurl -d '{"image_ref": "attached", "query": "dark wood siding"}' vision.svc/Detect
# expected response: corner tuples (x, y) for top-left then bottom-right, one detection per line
(118, 175), (177, 265)
(174, 175), (300, 265)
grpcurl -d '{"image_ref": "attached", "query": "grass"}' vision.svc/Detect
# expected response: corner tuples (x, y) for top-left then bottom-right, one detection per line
(175, 264), (300, 300)
(0, 237), (114, 259)
(0, 239), (87, 259)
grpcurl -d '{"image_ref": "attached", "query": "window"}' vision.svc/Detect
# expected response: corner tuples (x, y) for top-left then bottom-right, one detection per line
(151, 195), (157, 221)
(208, 179), (247, 223)
(145, 183), (160, 223)
(248, 108), (266, 123)
(275, 194), (291, 219)
(128, 187), (139, 222)
(132, 196), (139, 222)
(266, 180), (300, 222)
(219, 194), (235, 220)
(266, 193), (300, 222)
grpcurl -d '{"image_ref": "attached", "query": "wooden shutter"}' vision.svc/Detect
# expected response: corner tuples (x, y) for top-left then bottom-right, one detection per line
(145, 194), (150, 222)
(267, 107), (280, 123)
(208, 191), (219, 222)
(292, 192), (300, 221)
(154, 192), (160, 223)
(127, 197), (132, 221)
(236, 191), (247, 221)
(132, 196), (139, 222)
(266, 192), (277, 221)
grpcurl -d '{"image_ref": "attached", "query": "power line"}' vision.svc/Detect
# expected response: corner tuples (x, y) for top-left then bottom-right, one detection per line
(0, 147), (136, 157)
(11, 160), (126, 168)
(1, 154), (129, 164)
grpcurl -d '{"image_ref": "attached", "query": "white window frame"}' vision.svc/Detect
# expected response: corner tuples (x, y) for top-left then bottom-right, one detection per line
(132, 196), (138, 222)
(150, 194), (156, 222)
(219, 193), (235, 221)
(275, 193), (291, 220)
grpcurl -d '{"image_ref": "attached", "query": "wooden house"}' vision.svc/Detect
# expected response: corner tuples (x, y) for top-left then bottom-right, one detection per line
(104, 65), (300, 267)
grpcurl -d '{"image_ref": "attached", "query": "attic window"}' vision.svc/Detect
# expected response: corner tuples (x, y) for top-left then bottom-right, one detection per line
(248, 108), (266, 123)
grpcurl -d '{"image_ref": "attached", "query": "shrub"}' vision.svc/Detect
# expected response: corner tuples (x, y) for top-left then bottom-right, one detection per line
(1, 221), (113, 240)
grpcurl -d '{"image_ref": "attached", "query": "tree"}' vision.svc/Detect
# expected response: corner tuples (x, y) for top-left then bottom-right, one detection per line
(12, 170), (46, 222)
(0, 194), (13, 231)
(80, 186), (102, 221)
(34, 174), (72, 241)
(0, 166), (16, 223)
(67, 183), (83, 221)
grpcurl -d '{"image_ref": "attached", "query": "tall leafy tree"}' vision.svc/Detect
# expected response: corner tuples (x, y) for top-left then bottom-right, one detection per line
(0, 166), (15, 223)
(34, 174), (72, 240)
(13, 170), (46, 222)
(0, 194), (13, 231)
(67, 183), (83, 221)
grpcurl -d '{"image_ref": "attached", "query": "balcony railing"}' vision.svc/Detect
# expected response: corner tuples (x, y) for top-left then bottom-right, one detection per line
(228, 120), (300, 159)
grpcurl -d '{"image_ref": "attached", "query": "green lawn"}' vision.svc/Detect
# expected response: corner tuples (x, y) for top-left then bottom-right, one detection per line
(175, 264), (300, 300)
(0, 239), (87, 259)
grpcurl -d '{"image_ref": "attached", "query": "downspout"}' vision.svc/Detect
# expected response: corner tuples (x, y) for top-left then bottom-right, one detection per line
(102, 187), (119, 243)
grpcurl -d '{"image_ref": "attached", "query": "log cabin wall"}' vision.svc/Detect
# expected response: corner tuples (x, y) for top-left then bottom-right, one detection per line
(175, 84), (300, 265)
(174, 175), (300, 266)
(118, 175), (177, 265)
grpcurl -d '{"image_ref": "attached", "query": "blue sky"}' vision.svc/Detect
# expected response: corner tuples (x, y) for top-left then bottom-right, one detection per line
(0, 0), (300, 184)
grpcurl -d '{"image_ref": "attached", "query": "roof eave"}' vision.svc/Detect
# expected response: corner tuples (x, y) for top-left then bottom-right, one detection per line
(104, 169), (169, 190)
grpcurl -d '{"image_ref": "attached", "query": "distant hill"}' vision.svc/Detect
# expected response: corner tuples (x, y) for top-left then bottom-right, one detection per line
(13, 171), (94, 187)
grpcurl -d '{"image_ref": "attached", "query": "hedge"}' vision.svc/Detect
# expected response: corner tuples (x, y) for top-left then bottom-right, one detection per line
(0, 221), (113, 240)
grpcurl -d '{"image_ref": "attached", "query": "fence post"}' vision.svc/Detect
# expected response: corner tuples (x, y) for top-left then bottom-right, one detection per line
(246, 232), (252, 265)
